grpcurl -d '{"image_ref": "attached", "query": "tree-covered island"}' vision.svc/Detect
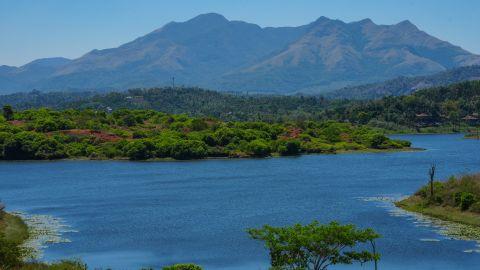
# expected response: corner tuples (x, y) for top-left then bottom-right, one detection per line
(0, 107), (411, 161)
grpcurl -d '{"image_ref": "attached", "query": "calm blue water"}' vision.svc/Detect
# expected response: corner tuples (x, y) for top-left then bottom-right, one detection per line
(1, 134), (480, 270)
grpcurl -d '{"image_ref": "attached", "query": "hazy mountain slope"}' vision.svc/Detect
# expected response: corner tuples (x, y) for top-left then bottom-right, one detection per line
(328, 65), (480, 99)
(226, 19), (480, 93)
(45, 14), (307, 90)
(1, 13), (479, 94)
(0, 57), (72, 94)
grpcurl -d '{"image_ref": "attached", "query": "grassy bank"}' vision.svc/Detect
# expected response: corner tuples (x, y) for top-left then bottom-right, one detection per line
(396, 174), (480, 227)
(0, 206), (87, 270)
(0, 212), (29, 245)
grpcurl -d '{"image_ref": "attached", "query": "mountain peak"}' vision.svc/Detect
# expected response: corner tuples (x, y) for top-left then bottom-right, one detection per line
(356, 18), (374, 25)
(314, 16), (333, 23)
(188, 13), (228, 24)
(395, 19), (418, 30)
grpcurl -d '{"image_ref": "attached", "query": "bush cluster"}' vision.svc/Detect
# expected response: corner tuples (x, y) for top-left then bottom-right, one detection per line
(415, 174), (480, 212)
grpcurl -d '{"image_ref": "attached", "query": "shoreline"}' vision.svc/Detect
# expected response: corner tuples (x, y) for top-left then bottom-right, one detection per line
(395, 197), (480, 228)
(0, 212), (29, 245)
(0, 146), (421, 162)
(3, 211), (73, 260)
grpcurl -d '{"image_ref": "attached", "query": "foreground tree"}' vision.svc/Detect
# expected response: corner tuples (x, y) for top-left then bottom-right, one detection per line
(248, 221), (380, 270)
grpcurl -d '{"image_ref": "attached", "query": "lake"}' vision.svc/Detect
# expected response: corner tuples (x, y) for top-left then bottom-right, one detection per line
(1, 134), (480, 270)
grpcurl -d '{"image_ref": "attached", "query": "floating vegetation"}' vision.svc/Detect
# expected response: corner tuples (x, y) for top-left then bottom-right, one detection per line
(358, 196), (480, 253)
(11, 212), (76, 260)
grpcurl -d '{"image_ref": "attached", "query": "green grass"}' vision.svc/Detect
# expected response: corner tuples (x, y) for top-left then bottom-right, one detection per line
(396, 196), (480, 227)
(0, 212), (29, 244)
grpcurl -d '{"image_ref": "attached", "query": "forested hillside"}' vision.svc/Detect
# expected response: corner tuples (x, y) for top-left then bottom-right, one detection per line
(326, 80), (480, 131)
(1, 81), (479, 132)
(0, 87), (333, 122)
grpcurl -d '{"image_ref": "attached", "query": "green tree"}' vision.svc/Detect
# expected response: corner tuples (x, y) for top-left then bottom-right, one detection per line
(3, 131), (65, 160)
(2, 105), (14, 121)
(368, 134), (388, 149)
(276, 139), (301, 156)
(170, 140), (207, 160)
(124, 140), (155, 160)
(248, 221), (380, 270)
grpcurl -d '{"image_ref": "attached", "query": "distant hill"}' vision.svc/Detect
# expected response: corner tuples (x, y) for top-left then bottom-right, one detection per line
(328, 65), (480, 99)
(0, 87), (330, 122)
(1, 13), (480, 94)
(1, 81), (479, 131)
(325, 80), (480, 131)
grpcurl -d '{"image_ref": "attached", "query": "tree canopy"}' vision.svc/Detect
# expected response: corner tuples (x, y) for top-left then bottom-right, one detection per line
(248, 221), (380, 270)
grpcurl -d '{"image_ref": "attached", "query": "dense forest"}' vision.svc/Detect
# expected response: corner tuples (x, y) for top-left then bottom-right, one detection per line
(0, 81), (479, 132)
(0, 107), (410, 161)
(328, 80), (480, 131)
(0, 87), (333, 122)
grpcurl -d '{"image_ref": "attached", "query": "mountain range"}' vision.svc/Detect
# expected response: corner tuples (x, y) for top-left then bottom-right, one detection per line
(1, 13), (480, 94)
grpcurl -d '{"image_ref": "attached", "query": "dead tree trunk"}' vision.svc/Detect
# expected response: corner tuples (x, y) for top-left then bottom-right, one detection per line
(429, 164), (436, 198)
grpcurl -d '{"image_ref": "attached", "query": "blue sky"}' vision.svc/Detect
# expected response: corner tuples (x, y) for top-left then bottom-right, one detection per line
(1, 0), (479, 66)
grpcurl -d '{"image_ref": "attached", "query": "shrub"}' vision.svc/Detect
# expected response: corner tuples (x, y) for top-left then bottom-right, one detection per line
(367, 134), (389, 149)
(246, 139), (271, 157)
(170, 140), (208, 160)
(276, 139), (301, 155)
(124, 140), (155, 160)
(0, 233), (23, 269)
(163, 264), (203, 270)
(301, 140), (335, 153)
(455, 192), (477, 211)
